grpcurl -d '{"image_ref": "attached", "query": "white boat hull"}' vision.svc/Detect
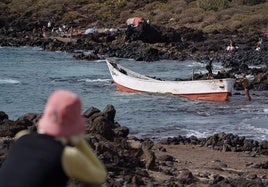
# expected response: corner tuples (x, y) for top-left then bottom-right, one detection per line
(106, 59), (235, 101)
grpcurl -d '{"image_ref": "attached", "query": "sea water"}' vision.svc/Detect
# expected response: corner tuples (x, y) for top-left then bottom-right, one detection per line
(0, 46), (267, 141)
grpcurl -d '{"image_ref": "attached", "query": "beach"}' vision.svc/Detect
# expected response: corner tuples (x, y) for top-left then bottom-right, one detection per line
(152, 143), (268, 185)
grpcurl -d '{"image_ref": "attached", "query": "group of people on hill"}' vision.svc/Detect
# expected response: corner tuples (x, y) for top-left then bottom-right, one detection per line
(226, 39), (238, 52)
(40, 20), (83, 38)
(255, 37), (263, 51)
(226, 37), (264, 52)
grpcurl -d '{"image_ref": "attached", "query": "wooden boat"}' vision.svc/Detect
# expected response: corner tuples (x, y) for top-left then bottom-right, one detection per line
(106, 59), (235, 101)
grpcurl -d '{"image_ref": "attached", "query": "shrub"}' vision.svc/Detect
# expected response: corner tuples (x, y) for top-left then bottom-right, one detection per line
(62, 11), (81, 23)
(203, 23), (225, 33)
(197, 0), (230, 11)
(228, 20), (242, 31)
(119, 10), (132, 22)
(231, 0), (265, 6)
(179, 8), (204, 24)
(81, 3), (103, 14)
(104, 0), (128, 8)
(124, 1), (136, 10)
(8, 0), (32, 10)
(217, 7), (238, 20)
(94, 6), (117, 23)
(243, 14), (267, 25)
(153, 10), (173, 25)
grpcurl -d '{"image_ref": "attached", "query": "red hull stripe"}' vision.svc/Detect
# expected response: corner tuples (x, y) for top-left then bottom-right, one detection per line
(115, 83), (229, 102)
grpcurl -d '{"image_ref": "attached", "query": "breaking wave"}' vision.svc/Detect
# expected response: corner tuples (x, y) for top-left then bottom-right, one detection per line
(81, 78), (111, 82)
(0, 79), (20, 84)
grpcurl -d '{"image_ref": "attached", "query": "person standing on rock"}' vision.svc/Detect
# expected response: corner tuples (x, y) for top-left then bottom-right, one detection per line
(236, 74), (252, 101)
(256, 37), (263, 51)
(47, 20), (52, 30)
(206, 57), (213, 77)
(42, 25), (47, 38)
(0, 89), (107, 187)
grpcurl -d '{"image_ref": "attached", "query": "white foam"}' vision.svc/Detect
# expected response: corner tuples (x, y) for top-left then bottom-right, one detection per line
(80, 78), (111, 82)
(237, 121), (268, 141)
(184, 128), (208, 138)
(0, 79), (20, 84)
(248, 65), (266, 69)
(242, 123), (268, 133)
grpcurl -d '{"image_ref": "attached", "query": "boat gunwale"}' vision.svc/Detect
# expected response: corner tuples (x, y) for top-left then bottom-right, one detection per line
(106, 59), (235, 84)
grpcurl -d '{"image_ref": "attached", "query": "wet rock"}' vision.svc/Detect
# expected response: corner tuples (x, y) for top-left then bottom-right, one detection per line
(113, 125), (129, 138)
(88, 115), (115, 140)
(0, 111), (8, 122)
(0, 119), (24, 137)
(127, 139), (142, 149)
(259, 141), (268, 155)
(15, 113), (40, 127)
(142, 146), (156, 170)
(158, 154), (175, 162)
(160, 132), (268, 157)
(102, 104), (116, 124)
(178, 169), (196, 184)
(260, 141), (268, 149)
(212, 174), (225, 184)
(83, 107), (103, 127)
(231, 177), (265, 187)
(248, 161), (268, 169)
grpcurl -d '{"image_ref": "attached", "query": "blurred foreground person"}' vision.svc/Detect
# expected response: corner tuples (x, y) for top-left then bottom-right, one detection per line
(0, 89), (107, 187)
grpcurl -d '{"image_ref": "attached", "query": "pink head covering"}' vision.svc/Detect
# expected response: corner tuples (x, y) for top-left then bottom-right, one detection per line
(38, 89), (86, 137)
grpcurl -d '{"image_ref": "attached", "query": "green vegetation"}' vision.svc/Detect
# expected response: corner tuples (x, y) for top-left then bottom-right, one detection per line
(1, 0), (268, 34)
(197, 0), (230, 11)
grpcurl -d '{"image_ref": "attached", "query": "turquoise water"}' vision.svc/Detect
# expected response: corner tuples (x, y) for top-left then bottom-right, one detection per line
(0, 46), (267, 141)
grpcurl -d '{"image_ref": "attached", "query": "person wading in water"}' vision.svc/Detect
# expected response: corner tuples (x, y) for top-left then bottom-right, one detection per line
(236, 74), (252, 101)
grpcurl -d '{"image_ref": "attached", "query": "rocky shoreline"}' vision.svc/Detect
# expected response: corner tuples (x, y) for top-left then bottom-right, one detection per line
(0, 105), (267, 186)
(1, 22), (268, 186)
(1, 23), (267, 90)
